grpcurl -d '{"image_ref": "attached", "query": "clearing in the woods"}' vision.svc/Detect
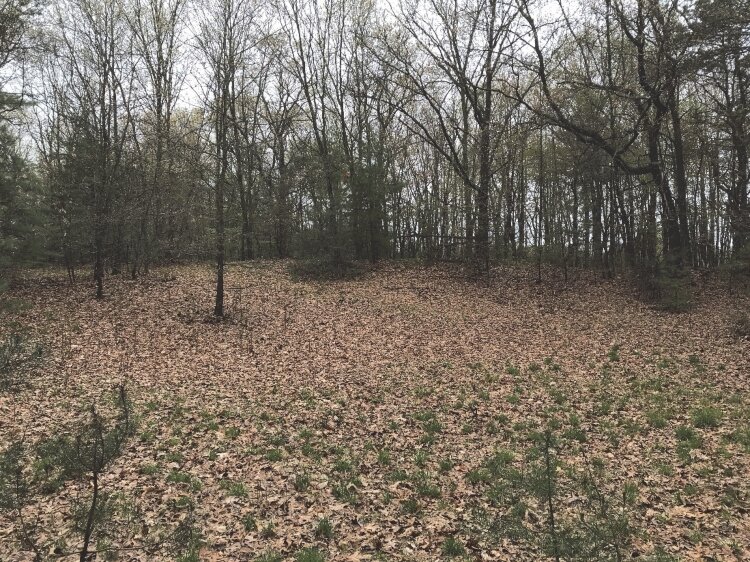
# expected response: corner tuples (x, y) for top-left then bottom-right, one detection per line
(1, 262), (749, 561)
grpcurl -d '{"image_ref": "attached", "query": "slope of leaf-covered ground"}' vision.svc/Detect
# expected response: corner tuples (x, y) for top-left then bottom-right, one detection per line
(1, 262), (749, 561)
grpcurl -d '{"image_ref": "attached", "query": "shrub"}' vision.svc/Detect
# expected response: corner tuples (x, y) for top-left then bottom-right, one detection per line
(0, 333), (43, 392)
(468, 428), (659, 560)
(1, 385), (135, 560)
(729, 311), (750, 339)
(171, 509), (204, 562)
(654, 265), (693, 312)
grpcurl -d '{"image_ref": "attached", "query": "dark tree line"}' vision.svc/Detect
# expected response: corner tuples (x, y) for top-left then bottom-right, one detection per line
(0, 0), (747, 311)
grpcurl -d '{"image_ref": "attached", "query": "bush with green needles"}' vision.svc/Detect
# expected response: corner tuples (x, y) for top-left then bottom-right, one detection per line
(466, 428), (664, 561)
(1, 385), (137, 561)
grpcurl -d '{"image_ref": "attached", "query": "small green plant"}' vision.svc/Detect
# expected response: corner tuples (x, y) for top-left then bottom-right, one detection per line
(676, 425), (698, 442)
(623, 481), (639, 505)
(387, 468), (408, 482)
(441, 536), (466, 557)
(333, 457), (354, 473)
(167, 471), (193, 485)
(413, 471), (441, 499)
(730, 426), (750, 452)
(414, 409), (436, 422)
(301, 442), (321, 460)
(265, 449), (283, 462)
(549, 388), (567, 405)
(315, 517), (333, 539)
(172, 495), (194, 510)
(219, 479), (248, 497)
(378, 449), (391, 466)
(645, 409), (669, 429)
(401, 497), (421, 514)
(332, 481), (358, 504)
(424, 418), (443, 434)
(675, 425), (703, 461)
(607, 344), (621, 362)
(266, 433), (288, 447)
(165, 451), (184, 463)
(687, 354), (704, 371)
(140, 463), (160, 476)
(0, 333), (43, 392)
(294, 473), (310, 492)
(420, 433), (437, 446)
(692, 406), (722, 428)
(439, 457), (455, 473)
(224, 426), (241, 439)
(260, 521), (276, 539)
(295, 547), (325, 562)
(656, 462), (674, 476)
(414, 385), (434, 398)
(594, 394), (614, 416)
(243, 514), (257, 532)
(466, 449), (514, 484)
(486, 420), (499, 435)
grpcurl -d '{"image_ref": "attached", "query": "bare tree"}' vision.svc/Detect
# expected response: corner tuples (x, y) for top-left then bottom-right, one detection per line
(127, 0), (186, 276)
(54, 0), (136, 298)
(197, 0), (259, 316)
(376, 0), (518, 268)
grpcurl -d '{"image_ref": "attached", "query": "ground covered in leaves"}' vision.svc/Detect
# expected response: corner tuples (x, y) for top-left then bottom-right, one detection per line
(1, 262), (749, 561)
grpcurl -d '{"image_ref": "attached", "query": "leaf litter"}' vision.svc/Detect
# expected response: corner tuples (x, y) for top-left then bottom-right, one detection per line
(0, 261), (748, 560)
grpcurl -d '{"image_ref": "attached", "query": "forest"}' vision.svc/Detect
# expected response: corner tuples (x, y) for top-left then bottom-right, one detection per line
(1, 0), (749, 560)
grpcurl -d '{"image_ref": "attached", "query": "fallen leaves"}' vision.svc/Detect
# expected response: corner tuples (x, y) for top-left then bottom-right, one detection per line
(0, 262), (749, 560)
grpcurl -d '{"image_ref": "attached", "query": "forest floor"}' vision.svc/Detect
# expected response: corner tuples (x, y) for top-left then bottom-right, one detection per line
(1, 261), (749, 561)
